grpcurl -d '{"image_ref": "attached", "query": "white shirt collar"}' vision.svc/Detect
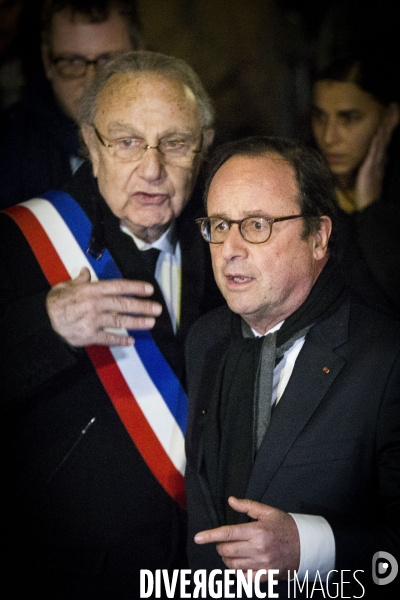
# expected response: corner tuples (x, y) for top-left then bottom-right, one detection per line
(120, 222), (177, 255)
(251, 320), (284, 337)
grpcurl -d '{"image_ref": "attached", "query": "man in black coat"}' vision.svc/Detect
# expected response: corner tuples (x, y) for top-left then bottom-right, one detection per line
(0, 50), (220, 599)
(185, 136), (400, 598)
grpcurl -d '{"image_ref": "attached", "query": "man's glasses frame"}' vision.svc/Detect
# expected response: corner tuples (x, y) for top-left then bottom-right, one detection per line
(50, 52), (122, 79)
(93, 126), (204, 163)
(196, 214), (304, 244)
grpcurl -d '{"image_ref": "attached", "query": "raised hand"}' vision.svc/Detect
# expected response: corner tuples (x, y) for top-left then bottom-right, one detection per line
(194, 496), (300, 581)
(355, 102), (400, 210)
(46, 267), (162, 347)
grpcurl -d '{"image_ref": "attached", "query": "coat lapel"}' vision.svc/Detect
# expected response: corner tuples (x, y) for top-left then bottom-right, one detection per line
(244, 297), (351, 502)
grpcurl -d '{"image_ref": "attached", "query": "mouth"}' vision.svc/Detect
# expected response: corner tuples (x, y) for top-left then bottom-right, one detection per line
(133, 192), (170, 206)
(326, 153), (346, 164)
(226, 275), (254, 284)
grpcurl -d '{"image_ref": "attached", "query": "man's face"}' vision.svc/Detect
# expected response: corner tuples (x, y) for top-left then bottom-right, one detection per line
(83, 72), (208, 242)
(207, 154), (331, 334)
(42, 8), (133, 121)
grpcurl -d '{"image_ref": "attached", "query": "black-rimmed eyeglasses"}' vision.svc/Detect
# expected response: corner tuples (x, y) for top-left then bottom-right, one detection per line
(50, 52), (122, 79)
(195, 214), (304, 244)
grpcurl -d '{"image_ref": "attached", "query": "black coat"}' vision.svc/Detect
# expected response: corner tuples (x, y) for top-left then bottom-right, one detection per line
(0, 69), (80, 209)
(0, 162), (222, 599)
(185, 298), (400, 598)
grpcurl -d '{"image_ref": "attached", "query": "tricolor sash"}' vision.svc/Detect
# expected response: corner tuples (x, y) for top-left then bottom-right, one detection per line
(4, 191), (187, 508)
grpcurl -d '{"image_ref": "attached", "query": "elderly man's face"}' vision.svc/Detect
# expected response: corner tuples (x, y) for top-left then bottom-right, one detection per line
(42, 8), (133, 122)
(207, 154), (331, 334)
(84, 72), (207, 242)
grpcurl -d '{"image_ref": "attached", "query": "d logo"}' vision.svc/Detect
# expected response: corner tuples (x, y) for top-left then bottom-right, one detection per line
(372, 551), (398, 586)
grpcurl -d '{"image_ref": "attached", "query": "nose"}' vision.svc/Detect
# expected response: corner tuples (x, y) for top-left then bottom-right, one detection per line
(221, 223), (249, 260)
(322, 118), (341, 146)
(135, 146), (167, 182)
(82, 63), (98, 87)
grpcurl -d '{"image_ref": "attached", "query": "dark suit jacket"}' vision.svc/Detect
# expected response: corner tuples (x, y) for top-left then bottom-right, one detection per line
(0, 162), (222, 599)
(185, 297), (400, 597)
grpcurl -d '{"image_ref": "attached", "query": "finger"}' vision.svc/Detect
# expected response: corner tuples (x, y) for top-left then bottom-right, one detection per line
(194, 523), (248, 544)
(96, 296), (162, 318)
(95, 330), (135, 346)
(215, 540), (251, 559)
(228, 496), (275, 521)
(75, 266), (92, 283)
(92, 279), (155, 297)
(102, 315), (157, 331)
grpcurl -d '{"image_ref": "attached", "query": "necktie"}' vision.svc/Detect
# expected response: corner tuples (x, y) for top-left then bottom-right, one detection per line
(141, 247), (161, 274)
(241, 320), (313, 451)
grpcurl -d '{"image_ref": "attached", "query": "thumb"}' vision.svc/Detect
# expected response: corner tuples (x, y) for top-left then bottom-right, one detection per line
(75, 266), (92, 283)
(228, 496), (275, 521)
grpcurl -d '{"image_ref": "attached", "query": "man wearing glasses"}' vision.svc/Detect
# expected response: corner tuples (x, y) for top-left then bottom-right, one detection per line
(185, 136), (400, 598)
(0, 0), (143, 208)
(0, 51), (219, 598)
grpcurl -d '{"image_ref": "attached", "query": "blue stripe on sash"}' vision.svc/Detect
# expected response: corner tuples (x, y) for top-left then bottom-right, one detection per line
(41, 190), (188, 435)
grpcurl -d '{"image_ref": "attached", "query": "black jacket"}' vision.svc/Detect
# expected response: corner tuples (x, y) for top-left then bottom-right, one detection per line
(185, 298), (400, 598)
(0, 162), (222, 599)
(0, 69), (81, 208)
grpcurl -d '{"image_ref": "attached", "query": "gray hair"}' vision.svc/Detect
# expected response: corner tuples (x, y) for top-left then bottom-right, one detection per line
(78, 50), (215, 129)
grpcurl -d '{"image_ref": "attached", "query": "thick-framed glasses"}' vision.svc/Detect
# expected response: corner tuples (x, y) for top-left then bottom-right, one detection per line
(196, 214), (304, 244)
(50, 52), (121, 79)
(93, 126), (203, 164)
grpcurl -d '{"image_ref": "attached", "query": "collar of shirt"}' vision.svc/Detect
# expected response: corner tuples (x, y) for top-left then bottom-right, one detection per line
(120, 222), (178, 255)
(251, 319), (305, 405)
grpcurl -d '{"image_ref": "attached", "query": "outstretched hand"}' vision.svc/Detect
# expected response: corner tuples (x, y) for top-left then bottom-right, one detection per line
(355, 102), (400, 210)
(46, 267), (162, 347)
(194, 496), (300, 581)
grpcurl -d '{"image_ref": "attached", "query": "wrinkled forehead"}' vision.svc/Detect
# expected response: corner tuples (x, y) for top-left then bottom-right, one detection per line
(94, 72), (201, 131)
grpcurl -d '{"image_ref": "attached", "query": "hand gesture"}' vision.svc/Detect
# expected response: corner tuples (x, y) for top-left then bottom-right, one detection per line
(46, 267), (162, 347)
(194, 496), (300, 581)
(355, 102), (400, 210)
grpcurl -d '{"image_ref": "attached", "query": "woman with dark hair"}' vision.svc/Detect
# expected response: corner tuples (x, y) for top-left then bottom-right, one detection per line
(310, 56), (400, 316)
(311, 55), (400, 212)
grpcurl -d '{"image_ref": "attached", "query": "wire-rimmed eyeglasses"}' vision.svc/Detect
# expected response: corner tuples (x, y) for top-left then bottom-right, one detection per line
(195, 214), (304, 244)
(93, 126), (203, 164)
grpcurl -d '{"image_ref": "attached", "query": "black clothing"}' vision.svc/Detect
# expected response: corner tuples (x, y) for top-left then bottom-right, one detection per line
(0, 162), (222, 599)
(0, 69), (81, 208)
(185, 294), (400, 598)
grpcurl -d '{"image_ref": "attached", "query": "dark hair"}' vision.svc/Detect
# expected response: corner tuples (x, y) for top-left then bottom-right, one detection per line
(204, 135), (338, 253)
(314, 55), (400, 106)
(41, 0), (143, 49)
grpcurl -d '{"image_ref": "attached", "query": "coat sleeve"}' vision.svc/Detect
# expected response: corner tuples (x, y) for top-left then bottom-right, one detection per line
(0, 214), (81, 404)
(331, 344), (400, 572)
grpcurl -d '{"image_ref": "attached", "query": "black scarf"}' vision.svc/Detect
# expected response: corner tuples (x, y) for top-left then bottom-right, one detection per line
(203, 257), (347, 525)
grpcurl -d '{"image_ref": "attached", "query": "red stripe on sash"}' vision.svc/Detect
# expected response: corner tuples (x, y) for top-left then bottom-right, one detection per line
(5, 204), (186, 508)
(6, 205), (70, 285)
(87, 347), (185, 507)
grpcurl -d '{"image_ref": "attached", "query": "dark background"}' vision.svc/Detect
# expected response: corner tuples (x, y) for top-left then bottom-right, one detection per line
(5, 0), (400, 143)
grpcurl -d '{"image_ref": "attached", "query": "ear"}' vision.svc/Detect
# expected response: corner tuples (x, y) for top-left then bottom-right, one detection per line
(41, 43), (53, 80)
(203, 128), (215, 152)
(81, 124), (100, 177)
(312, 216), (332, 260)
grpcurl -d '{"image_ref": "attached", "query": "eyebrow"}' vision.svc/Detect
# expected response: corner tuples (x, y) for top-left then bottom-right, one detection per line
(104, 123), (197, 138)
(207, 211), (273, 219)
(312, 105), (363, 118)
